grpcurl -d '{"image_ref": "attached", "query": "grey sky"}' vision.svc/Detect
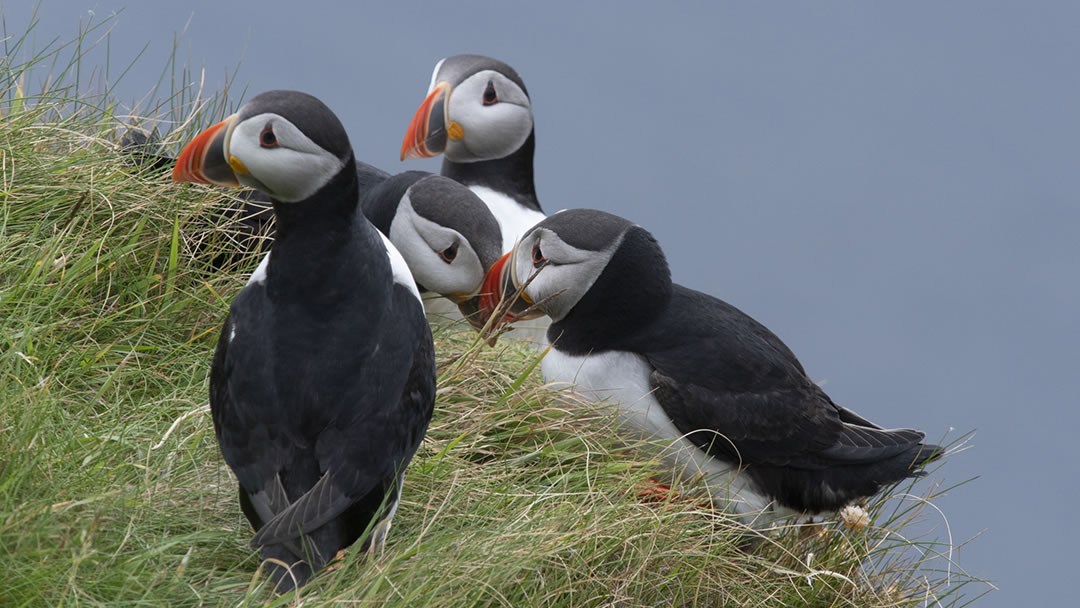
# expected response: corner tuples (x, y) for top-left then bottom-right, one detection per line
(6, 2), (1077, 605)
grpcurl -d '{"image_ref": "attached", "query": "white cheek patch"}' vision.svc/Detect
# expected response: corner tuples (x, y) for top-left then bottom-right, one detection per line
(516, 231), (623, 322)
(448, 72), (533, 162)
(229, 113), (345, 203)
(455, 104), (532, 160)
(379, 230), (422, 303)
(389, 196), (486, 295)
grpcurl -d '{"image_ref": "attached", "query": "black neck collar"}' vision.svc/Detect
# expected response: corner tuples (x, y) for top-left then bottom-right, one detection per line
(441, 129), (542, 213)
(546, 227), (673, 354)
(271, 154), (361, 239)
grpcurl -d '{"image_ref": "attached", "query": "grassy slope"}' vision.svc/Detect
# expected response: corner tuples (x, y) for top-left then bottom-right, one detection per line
(0, 51), (978, 608)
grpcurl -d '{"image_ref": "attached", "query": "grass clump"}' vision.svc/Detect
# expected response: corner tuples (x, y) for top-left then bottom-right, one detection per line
(0, 17), (984, 608)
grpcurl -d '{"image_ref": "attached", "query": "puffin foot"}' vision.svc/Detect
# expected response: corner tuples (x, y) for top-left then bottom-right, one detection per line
(635, 477), (680, 502)
(324, 549), (348, 572)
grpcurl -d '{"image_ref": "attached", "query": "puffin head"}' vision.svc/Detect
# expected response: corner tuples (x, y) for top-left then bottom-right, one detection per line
(475, 209), (673, 333)
(388, 175), (540, 329)
(173, 90), (352, 202)
(389, 176), (497, 298)
(401, 54), (533, 163)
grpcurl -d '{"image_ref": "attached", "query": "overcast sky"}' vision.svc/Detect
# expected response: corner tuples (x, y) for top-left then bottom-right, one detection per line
(6, 2), (1078, 605)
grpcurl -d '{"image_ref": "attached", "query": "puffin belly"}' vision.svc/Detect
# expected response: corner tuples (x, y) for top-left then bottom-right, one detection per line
(541, 348), (781, 521)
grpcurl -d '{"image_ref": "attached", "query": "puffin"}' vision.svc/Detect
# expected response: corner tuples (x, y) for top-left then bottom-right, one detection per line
(401, 54), (546, 254)
(172, 90), (436, 590)
(474, 209), (942, 524)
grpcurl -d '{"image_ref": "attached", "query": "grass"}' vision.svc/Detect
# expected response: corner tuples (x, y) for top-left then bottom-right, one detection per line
(0, 15), (985, 608)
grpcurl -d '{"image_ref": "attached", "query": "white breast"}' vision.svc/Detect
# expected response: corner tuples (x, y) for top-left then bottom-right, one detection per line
(248, 252), (270, 285)
(468, 185), (547, 254)
(500, 316), (551, 345)
(379, 230), (422, 303)
(542, 348), (781, 522)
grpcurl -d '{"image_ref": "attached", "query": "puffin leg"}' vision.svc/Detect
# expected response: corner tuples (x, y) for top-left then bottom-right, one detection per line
(367, 518), (393, 558)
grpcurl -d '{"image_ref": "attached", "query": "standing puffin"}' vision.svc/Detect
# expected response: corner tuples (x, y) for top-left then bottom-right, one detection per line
(475, 209), (942, 524)
(173, 90), (436, 590)
(401, 54), (545, 254)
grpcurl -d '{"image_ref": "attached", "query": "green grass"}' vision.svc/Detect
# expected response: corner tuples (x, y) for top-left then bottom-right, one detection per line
(0, 16), (985, 608)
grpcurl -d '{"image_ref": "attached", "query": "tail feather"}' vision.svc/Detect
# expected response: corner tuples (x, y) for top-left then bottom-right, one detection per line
(910, 442), (944, 471)
(749, 440), (944, 513)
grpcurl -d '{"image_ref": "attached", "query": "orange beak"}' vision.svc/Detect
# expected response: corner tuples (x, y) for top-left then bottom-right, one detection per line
(475, 251), (513, 327)
(172, 115), (239, 185)
(401, 81), (451, 160)
(467, 251), (545, 338)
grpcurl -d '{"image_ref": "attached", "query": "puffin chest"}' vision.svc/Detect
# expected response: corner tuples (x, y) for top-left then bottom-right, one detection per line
(469, 185), (547, 253)
(541, 347), (774, 517)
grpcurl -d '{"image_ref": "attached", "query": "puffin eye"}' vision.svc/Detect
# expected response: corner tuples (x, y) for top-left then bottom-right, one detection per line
(259, 125), (278, 148)
(482, 80), (498, 106)
(439, 242), (459, 263)
(531, 242), (546, 268)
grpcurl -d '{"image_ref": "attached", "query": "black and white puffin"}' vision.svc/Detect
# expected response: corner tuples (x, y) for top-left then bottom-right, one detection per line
(475, 209), (942, 523)
(172, 90), (436, 590)
(401, 54), (545, 254)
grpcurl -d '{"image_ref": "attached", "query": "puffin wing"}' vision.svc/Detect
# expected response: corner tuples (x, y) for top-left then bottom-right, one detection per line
(210, 287), (292, 514)
(640, 287), (924, 470)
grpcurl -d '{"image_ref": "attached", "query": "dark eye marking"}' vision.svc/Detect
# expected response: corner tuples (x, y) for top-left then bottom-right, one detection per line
(531, 242), (546, 268)
(482, 80), (498, 106)
(260, 125), (278, 148)
(440, 242), (459, 263)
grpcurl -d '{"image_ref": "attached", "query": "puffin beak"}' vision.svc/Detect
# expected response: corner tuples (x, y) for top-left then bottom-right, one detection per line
(455, 296), (488, 331)
(466, 252), (545, 338)
(172, 114), (240, 186)
(401, 81), (453, 160)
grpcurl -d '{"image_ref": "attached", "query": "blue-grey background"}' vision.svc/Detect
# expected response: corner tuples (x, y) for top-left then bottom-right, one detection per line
(6, 2), (1077, 605)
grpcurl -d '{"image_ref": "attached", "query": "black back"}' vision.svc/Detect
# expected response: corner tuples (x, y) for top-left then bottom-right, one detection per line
(632, 286), (936, 512)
